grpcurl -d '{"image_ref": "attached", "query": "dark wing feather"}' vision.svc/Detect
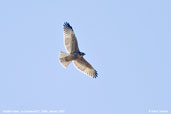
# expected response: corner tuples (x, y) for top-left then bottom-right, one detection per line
(63, 22), (79, 53)
(73, 57), (98, 78)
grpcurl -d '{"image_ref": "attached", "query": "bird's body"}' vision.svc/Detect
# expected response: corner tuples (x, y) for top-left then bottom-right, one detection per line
(59, 22), (98, 78)
(61, 51), (83, 62)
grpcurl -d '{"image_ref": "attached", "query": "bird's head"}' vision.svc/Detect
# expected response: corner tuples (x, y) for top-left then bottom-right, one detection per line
(79, 52), (86, 56)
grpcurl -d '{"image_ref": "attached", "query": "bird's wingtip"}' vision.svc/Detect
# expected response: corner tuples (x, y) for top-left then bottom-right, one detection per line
(63, 21), (69, 25)
(93, 70), (98, 78)
(63, 22), (73, 30)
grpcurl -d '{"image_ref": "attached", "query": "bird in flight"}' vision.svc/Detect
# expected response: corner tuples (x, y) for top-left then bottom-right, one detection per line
(59, 22), (98, 78)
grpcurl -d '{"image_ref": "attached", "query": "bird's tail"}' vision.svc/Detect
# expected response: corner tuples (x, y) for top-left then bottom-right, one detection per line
(59, 51), (71, 68)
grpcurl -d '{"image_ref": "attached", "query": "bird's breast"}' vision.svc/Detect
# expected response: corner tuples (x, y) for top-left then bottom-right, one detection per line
(77, 54), (83, 59)
(70, 53), (82, 60)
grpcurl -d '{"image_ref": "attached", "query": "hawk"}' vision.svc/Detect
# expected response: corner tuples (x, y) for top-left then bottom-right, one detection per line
(59, 22), (98, 78)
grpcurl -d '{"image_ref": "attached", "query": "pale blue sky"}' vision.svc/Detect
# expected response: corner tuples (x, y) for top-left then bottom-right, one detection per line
(0, 0), (171, 114)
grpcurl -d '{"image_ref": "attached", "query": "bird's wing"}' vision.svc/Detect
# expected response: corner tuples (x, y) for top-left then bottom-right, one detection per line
(73, 57), (98, 78)
(63, 22), (79, 53)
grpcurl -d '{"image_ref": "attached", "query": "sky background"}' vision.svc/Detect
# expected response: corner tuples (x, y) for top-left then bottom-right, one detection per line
(0, 0), (171, 114)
